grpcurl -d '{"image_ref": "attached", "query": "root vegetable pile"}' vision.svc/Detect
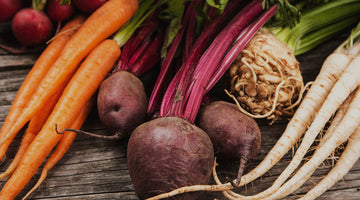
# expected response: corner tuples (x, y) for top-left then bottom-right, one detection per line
(0, 0), (138, 199)
(1, 0), (360, 200)
(149, 20), (360, 200)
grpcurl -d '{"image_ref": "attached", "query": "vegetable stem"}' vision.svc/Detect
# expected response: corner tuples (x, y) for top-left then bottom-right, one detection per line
(113, 0), (163, 47)
(274, 0), (360, 54)
(180, 0), (267, 122)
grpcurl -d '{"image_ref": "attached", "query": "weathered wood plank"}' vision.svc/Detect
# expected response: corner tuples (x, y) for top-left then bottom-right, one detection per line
(0, 55), (37, 69)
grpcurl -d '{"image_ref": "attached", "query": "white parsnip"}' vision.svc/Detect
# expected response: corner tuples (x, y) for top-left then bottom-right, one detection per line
(317, 95), (351, 147)
(264, 86), (360, 200)
(234, 52), (352, 187)
(243, 55), (360, 200)
(234, 55), (360, 200)
(299, 126), (360, 200)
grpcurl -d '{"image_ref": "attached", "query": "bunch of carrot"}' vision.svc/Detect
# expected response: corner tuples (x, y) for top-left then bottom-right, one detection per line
(0, 0), (138, 199)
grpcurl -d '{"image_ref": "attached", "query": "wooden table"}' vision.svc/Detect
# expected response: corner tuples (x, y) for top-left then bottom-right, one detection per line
(1, 21), (360, 200)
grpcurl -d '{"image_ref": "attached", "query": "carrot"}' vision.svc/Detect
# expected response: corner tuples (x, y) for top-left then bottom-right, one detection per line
(299, 126), (360, 200)
(21, 97), (95, 200)
(0, 88), (63, 180)
(0, 0), (138, 154)
(264, 85), (360, 200)
(0, 15), (86, 161)
(0, 39), (120, 200)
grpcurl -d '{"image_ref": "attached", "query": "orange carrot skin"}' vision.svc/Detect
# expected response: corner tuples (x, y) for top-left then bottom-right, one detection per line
(0, 39), (120, 200)
(0, 14), (85, 136)
(0, 0), (138, 155)
(0, 15), (86, 160)
(44, 97), (95, 171)
(21, 97), (95, 199)
(0, 87), (65, 179)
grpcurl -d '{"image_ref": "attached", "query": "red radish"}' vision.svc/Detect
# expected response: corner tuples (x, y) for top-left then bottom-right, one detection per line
(73, 0), (108, 14)
(0, 0), (22, 22)
(197, 101), (261, 187)
(11, 8), (53, 47)
(46, 0), (75, 32)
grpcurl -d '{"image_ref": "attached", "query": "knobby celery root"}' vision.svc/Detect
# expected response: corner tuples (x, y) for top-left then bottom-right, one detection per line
(228, 28), (303, 123)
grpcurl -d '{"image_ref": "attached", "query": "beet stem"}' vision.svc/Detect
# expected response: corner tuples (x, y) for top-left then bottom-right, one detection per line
(131, 30), (164, 76)
(147, 3), (191, 115)
(183, 0), (264, 122)
(157, 0), (245, 117)
(206, 4), (278, 92)
(115, 16), (161, 73)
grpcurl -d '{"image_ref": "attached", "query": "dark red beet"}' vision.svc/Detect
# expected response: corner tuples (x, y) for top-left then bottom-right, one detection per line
(197, 101), (261, 186)
(127, 117), (214, 200)
(97, 71), (147, 139)
(0, 0), (22, 22)
(11, 8), (53, 46)
(46, 0), (75, 22)
(73, 0), (108, 13)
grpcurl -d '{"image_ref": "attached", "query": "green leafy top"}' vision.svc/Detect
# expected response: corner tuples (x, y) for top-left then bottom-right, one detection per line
(32, 0), (47, 11)
(262, 0), (301, 28)
(60, 0), (72, 5)
(158, 0), (189, 58)
(206, 0), (229, 13)
(336, 22), (360, 54)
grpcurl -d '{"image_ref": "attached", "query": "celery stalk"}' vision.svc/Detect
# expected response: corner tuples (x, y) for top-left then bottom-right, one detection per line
(272, 0), (360, 55)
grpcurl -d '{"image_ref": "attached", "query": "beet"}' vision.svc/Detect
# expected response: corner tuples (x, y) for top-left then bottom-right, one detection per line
(97, 71), (147, 139)
(0, 0), (22, 22)
(11, 8), (53, 47)
(197, 101), (261, 186)
(73, 0), (108, 13)
(127, 117), (214, 200)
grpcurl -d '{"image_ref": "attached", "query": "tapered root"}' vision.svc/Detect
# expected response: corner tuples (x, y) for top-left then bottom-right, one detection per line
(55, 125), (124, 141)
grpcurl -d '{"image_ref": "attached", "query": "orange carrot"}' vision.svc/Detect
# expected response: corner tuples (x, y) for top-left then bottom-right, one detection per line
(0, 0), (138, 155)
(0, 15), (86, 160)
(0, 86), (66, 180)
(21, 97), (95, 200)
(0, 39), (120, 200)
